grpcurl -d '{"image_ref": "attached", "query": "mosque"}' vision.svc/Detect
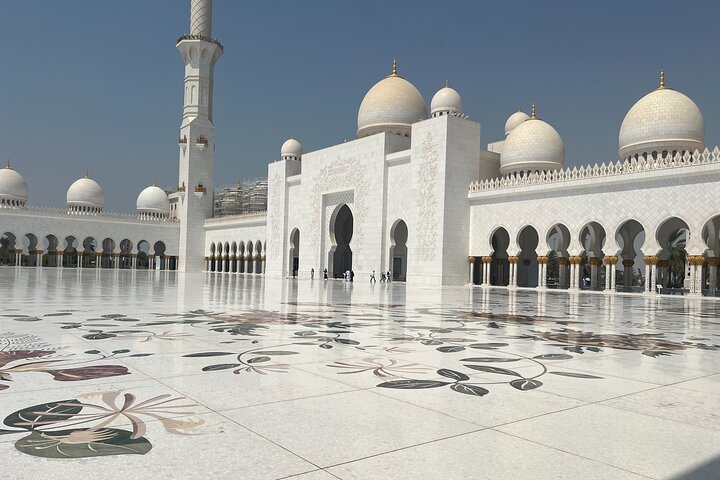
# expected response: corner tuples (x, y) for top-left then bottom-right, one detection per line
(2, 0), (720, 297)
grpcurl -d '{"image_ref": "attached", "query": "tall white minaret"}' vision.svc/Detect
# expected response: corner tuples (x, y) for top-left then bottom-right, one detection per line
(176, 0), (223, 272)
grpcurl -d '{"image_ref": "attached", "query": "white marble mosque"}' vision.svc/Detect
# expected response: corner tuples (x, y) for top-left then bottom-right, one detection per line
(2, 0), (720, 298)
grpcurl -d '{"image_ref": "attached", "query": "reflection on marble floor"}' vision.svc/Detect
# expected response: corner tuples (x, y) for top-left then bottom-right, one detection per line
(1, 269), (720, 479)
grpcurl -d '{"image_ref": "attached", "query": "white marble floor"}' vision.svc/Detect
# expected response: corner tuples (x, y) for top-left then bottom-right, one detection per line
(1, 268), (720, 479)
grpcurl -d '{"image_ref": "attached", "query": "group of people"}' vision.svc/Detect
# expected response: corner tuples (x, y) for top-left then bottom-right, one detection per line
(370, 270), (392, 283)
(309, 268), (392, 283)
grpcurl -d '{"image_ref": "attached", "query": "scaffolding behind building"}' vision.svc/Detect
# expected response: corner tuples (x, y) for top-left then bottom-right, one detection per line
(214, 178), (268, 217)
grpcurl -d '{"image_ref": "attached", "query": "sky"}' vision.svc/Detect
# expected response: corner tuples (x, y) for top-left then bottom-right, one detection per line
(2, 0), (720, 212)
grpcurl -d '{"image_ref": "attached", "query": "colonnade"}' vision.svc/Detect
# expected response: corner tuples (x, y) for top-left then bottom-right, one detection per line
(205, 254), (266, 274)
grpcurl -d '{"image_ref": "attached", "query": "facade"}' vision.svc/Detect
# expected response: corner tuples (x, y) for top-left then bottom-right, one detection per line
(2, 0), (720, 296)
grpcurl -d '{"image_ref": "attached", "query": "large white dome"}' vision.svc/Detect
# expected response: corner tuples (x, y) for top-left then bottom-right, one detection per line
(619, 73), (704, 160)
(0, 163), (28, 206)
(136, 184), (170, 216)
(281, 138), (303, 160)
(500, 108), (565, 176)
(67, 174), (104, 211)
(357, 61), (427, 138)
(430, 82), (462, 117)
(505, 110), (530, 137)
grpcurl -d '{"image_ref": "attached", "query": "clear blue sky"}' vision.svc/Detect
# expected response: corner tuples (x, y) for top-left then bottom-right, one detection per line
(2, 1), (719, 212)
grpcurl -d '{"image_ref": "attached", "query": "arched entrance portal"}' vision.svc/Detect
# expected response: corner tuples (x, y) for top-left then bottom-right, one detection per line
(389, 220), (408, 281)
(328, 204), (353, 278)
(289, 228), (299, 277)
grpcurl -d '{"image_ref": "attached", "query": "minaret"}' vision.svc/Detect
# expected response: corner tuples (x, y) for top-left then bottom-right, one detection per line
(176, 0), (223, 272)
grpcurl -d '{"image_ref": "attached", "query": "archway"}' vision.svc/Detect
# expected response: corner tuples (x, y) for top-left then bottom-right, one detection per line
(255, 241), (263, 274)
(389, 220), (408, 281)
(153, 241), (167, 270)
(237, 241), (245, 273)
(119, 239), (133, 269)
(22, 233), (38, 267)
(43, 235), (60, 267)
(289, 229), (299, 277)
(517, 226), (539, 287)
(328, 204), (353, 278)
(0, 233), (17, 266)
(101, 238), (115, 268)
(657, 217), (690, 290)
(579, 221), (607, 290)
(137, 240), (150, 269)
(82, 237), (97, 268)
(489, 227), (510, 286)
(64, 236), (78, 267)
(615, 219), (646, 291)
(546, 223), (570, 288)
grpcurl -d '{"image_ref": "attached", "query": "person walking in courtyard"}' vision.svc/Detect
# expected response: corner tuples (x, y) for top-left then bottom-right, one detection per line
(387, 270), (391, 283)
(311, 268), (314, 279)
(323, 268), (328, 280)
(380, 272), (386, 282)
(350, 270), (355, 282)
(370, 270), (376, 283)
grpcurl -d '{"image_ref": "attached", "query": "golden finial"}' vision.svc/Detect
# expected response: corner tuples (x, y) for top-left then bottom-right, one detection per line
(530, 103), (536, 119)
(390, 58), (398, 77)
(444, 79), (449, 88)
(517, 105), (522, 112)
(4, 160), (10, 169)
(151, 179), (157, 187)
(659, 69), (665, 89)
(84, 168), (89, 178)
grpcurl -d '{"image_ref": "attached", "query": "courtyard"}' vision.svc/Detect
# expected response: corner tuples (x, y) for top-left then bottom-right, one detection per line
(0, 269), (719, 479)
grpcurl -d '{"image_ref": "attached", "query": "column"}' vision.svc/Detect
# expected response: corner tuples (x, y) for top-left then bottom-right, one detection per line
(536, 256), (547, 289)
(508, 256), (519, 288)
(623, 259), (634, 287)
(96, 253), (102, 269)
(36, 251), (43, 268)
(113, 253), (119, 269)
(645, 256), (659, 294)
(708, 257), (718, 296)
(131, 254), (137, 269)
(77, 253), (83, 269)
(15, 250), (22, 266)
(58, 252), (64, 269)
(558, 257), (569, 289)
(643, 257), (652, 293)
(687, 255), (704, 296)
(569, 256), (582, 291)
(481, 256), (492, 287)
(261, 256), (266, 274)
(589, 257), (600, 290)
(468, 256), (475, 284)
(603, 256), (617, 293)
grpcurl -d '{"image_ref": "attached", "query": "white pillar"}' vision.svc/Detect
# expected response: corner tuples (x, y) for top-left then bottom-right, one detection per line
(651, 263), (658, 294)
(508, 257), (518, 288)
(709, 260), (718, 296)
(644, 263), (652, 293)
(468, 257), (474, 284)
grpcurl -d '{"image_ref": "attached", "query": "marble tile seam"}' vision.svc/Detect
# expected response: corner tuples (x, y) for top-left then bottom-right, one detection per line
(489, 427), (658, 480)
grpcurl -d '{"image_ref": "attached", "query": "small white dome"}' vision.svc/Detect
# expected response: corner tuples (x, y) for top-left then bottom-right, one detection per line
(501, 108), (565, 176)
(0, 163), (28, 206)
(136, 184), (170, 215)
(67, 174), (104, 211)
(618, 73), (704, 160)
(281, 138), (303, 160)
(357, 60), (427, 138)
(505, 110), (530, 137)
(430, 83), (462, 117)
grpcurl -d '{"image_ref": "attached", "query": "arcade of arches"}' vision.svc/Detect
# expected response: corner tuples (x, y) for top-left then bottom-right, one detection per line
(206, 239), (266, 274)
(471, 216), (720, 297)
(0, 233), (176, 270)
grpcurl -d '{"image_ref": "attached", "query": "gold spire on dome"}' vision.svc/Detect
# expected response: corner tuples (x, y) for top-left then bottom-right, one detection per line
(4, 160), (10, 169)
(151, 179), (157, 187)
(389, 58), (399, 77)
(530, 103), (537, 119)
(445, 79), (449, 88)
(84, 169), (89, 178)
(659, 69), (665, 89)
